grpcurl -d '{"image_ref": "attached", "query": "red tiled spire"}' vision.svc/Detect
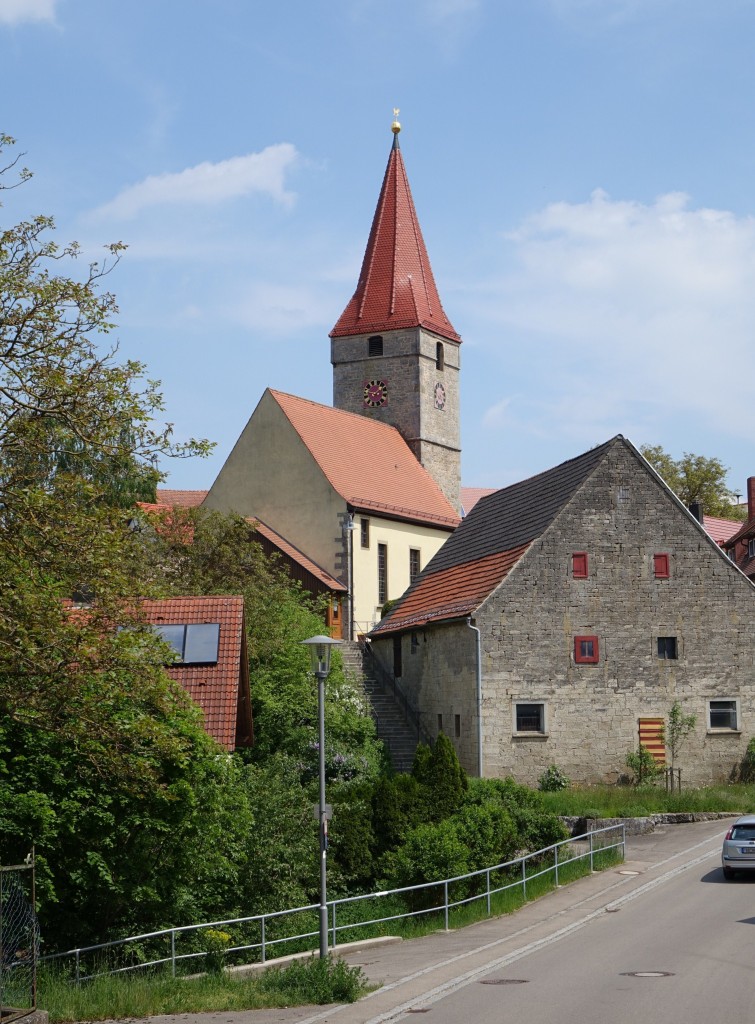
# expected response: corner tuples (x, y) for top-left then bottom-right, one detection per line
(330, 130), (460, 342)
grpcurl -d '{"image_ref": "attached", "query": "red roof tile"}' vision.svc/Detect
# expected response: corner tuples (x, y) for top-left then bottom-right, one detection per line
(141, 596), (252, 751)
(372, 544), (530, 635)
(461, 486), (497, 514)
(270, 390), (460, 529)
(251, 518), (347, 591)
(156, 489), (208, 507)
(703, 514), (741, 545)
(330, 135), (460, 343)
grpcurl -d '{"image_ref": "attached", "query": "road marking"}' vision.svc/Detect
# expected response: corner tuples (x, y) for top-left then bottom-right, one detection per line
(295, 838), (721, 1024)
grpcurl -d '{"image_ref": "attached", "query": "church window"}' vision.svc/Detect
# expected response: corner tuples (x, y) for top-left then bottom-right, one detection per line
(409, 548), (421, 581)
(436, 342), (444, 370)
(378, 543), (388, 604)
(368, 335), (383, 357)
(360, 518), (370, 549)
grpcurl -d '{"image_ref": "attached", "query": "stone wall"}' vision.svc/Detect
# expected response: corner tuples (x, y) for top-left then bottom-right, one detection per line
(371, 442), (755, 786)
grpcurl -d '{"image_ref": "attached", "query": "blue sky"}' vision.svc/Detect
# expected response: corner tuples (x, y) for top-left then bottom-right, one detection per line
(3, 0), (755, 500)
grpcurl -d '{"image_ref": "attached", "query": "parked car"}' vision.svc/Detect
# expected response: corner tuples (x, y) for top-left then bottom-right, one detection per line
(721, 815), (755, 879)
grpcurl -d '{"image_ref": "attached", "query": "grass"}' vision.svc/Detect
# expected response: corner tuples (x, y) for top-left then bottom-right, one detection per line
(40, 954), (368, 1022)
(538, 782), (755, 818)
(39, 840), (622, 1021)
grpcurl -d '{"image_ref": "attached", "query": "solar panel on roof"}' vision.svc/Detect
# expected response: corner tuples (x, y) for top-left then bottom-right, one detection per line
(155, 623), (220, 664)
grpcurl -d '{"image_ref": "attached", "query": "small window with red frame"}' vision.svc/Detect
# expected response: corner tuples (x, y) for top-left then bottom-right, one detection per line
(574, 635), (599, 664)
(572, 552), (588, 578)
(654, 553), (670, 578)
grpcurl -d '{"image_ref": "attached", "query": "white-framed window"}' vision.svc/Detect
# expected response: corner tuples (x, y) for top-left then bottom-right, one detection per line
(708, 699), (740, 732)
(513, 702), (548, 736)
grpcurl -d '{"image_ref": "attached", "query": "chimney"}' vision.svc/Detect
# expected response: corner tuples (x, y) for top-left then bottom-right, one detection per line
(688, 501), (704, 524)
(748, 477), (755, 521)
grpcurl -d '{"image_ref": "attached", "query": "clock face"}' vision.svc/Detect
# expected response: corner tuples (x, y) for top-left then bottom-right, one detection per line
(434, 381), (446, 410)
(363, 379), (388, 408)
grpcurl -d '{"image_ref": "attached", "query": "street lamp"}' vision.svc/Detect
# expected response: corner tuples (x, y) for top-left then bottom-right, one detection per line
(301, 634), (341, 958)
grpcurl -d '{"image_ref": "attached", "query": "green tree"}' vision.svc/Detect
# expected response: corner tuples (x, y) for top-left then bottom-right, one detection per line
(666, 700), (697, 770)
(640, 444), (745, 520)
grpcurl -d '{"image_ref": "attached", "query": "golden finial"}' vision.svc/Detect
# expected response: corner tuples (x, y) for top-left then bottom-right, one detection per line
(391, 108), (401, 135)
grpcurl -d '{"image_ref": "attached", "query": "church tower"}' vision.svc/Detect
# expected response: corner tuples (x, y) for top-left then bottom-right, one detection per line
(330, 116), (462, 513)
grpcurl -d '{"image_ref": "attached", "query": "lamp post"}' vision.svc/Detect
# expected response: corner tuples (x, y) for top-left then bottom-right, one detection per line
(301, 634), (341, 958)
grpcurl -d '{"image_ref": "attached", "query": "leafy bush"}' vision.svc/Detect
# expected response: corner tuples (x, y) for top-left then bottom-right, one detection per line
(511, 808), (568, 852)
(625, 745), (663, 786)
(258, 954), (367, 1004)
(538, 764), (570, 792)
(203, 929), (231, 975)
(739, 737), (755, 783)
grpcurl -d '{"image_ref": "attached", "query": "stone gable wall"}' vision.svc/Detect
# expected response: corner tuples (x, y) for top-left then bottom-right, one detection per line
(371, 441), (755, 786)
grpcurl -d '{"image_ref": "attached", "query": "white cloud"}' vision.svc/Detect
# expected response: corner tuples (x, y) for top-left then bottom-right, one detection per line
(476, 189), (755, 447)
(232, 282), (335, 335)
(0, 0), (56, 24)
(94, 144), (300, 220)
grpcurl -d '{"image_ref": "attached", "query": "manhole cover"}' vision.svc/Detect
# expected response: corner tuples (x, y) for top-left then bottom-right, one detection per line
(618, 870), (640, 875)
(621, 971), (674, 978)
(479, 979), (529, 985)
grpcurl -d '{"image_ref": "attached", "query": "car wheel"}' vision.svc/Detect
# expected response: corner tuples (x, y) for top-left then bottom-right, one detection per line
(723, 867), (736, 880)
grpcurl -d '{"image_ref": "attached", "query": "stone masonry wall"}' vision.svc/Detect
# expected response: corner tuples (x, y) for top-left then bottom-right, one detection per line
(371, 441), (755, 786)
(331, 327), (461, 511)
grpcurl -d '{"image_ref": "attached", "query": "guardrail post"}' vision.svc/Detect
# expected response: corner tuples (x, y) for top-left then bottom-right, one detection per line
(261, 916), (266, 965)
(171, 930), (176, 977)
(554, 844), (559, 887)
(486, 868), (491, 916)
(444, 881), (449, 931)
(332, 903), (337, 949)
(589, 829), (594, 872)
(75, 949), (80, 987)
(522, 858), (526, 900)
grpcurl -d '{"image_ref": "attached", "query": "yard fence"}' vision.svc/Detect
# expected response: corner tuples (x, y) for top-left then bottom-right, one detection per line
(42, 823), (624, 985)
(0, 854), (38, 1020)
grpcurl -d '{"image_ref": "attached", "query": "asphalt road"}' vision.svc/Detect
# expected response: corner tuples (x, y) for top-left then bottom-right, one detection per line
(121, 817), (738, 1024)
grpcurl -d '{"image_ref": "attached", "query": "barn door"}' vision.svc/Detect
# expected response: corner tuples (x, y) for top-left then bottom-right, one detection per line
(638, 717), (666, 764)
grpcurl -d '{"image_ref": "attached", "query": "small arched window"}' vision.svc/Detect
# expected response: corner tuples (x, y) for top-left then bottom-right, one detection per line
(368, 335), (383, 357)
(436, 342), (445, 370)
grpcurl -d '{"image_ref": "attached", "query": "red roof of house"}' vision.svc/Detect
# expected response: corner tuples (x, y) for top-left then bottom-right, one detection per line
(372, 544), (530, 634)
(251, 518), (347, 592)
(330, 133), (460, 343)
(270, 389), (460, 529)
(155, 489), (208, 507)
(703, 514), (741, 546)
(461, 486), (497, 515)
(141, 596), (252, 751)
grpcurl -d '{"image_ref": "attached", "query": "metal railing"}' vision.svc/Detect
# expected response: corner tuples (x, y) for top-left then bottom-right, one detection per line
(42, 824), (624, 984)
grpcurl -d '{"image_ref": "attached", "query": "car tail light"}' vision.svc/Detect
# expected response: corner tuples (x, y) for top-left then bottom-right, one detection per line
(725, 826), (735, 840)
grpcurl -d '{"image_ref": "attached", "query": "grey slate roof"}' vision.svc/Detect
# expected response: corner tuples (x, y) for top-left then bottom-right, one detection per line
(427, 436), (618, 575)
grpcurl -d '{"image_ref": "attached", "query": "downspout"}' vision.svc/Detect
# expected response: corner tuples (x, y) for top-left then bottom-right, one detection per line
(346, 512), (355, 641)
(467, 617), (483, 777)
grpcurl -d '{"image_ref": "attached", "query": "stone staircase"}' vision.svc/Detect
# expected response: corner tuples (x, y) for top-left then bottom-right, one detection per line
(340, 641), (419, 773)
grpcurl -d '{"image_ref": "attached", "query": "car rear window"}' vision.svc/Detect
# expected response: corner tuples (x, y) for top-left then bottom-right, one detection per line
(731, 826), (755, 840)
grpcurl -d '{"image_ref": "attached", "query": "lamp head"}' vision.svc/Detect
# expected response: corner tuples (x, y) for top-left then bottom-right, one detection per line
(301, 634), (341, 676)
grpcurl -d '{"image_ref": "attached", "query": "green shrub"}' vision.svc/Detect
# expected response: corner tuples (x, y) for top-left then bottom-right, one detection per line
(740, 737), (755, 783)
(258, 954), (367, 1004)
(512, 808), (568, 852)
(625, 745), (663, 786)
(538, 764), (570, 792)
(203, 929), (231, 975)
